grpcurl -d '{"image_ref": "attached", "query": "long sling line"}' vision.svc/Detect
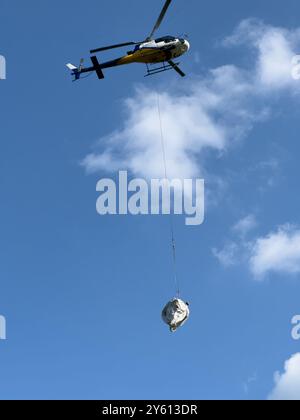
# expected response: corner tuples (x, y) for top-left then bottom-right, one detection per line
(157, 93), (180, 298)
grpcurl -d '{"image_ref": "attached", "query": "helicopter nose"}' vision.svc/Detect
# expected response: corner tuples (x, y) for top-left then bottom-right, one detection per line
(184, 40), (190, 51)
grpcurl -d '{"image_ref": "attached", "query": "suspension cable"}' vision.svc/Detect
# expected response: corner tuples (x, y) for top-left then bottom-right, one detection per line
(157, 92), (180, 298)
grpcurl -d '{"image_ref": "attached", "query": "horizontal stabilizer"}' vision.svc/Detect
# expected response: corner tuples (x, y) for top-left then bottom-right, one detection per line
(66, 63), (77, 71)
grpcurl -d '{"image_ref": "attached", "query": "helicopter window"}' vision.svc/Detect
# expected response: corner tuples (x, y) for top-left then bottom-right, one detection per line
(155, 36), (176, 44)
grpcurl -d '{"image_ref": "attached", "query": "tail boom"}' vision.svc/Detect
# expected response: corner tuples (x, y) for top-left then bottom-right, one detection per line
(67, 55), (133, 81)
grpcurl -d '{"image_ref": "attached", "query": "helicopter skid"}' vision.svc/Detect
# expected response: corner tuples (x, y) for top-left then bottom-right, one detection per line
(144, 61), (180, 77)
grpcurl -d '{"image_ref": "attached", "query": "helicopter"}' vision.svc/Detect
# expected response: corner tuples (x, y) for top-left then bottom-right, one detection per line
(66, 0), (190, 81)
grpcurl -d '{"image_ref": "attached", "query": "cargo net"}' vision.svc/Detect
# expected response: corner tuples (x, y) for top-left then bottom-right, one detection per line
(162, 299), (190, 332)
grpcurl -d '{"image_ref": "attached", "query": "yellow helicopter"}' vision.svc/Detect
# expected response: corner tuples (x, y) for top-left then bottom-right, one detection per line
(66, 0), (190, 81)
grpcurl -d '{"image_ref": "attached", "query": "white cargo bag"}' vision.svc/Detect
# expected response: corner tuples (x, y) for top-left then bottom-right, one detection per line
(162, 298), (190, 332)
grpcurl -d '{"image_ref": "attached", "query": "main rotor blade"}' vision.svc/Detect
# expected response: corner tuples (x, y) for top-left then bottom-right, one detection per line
(90, 42), (138, 54)
(168, 60), (186, 77)
(148, 0), (173, 40)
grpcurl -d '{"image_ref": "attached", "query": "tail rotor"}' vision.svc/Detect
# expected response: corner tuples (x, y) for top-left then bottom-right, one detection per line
(66, 58), (84, 81)
(66, 56), (104, 81)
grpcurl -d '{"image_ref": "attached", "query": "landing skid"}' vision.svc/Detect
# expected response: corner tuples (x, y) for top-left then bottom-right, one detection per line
(145, 61), (181, 77)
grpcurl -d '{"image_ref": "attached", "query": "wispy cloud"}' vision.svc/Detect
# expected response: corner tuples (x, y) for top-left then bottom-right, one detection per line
(212, 241), (239, 267)
(232, 215), (258, 238)
(243, 372), (258, 396)
(213, 214), (257, 268)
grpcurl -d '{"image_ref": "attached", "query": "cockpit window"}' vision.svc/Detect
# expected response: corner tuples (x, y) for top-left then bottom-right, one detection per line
(155, 36), (176, 43)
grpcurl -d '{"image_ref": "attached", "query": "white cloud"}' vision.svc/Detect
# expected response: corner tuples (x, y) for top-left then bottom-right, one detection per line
(249, 225), (300, 278)
(233, 215), (257, 237)
(223, 18), (300, 90)
(82, 19), (300, 180)
(82, 66), (256, 180)
(268, 354), (300, 400)
(213, 223), (300, 280)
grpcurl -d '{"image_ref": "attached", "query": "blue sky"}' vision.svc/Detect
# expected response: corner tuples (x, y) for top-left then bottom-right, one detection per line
(1, 0), (300, 400)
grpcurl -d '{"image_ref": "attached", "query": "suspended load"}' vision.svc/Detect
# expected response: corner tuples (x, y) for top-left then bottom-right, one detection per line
(162, 299), (190, 332)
